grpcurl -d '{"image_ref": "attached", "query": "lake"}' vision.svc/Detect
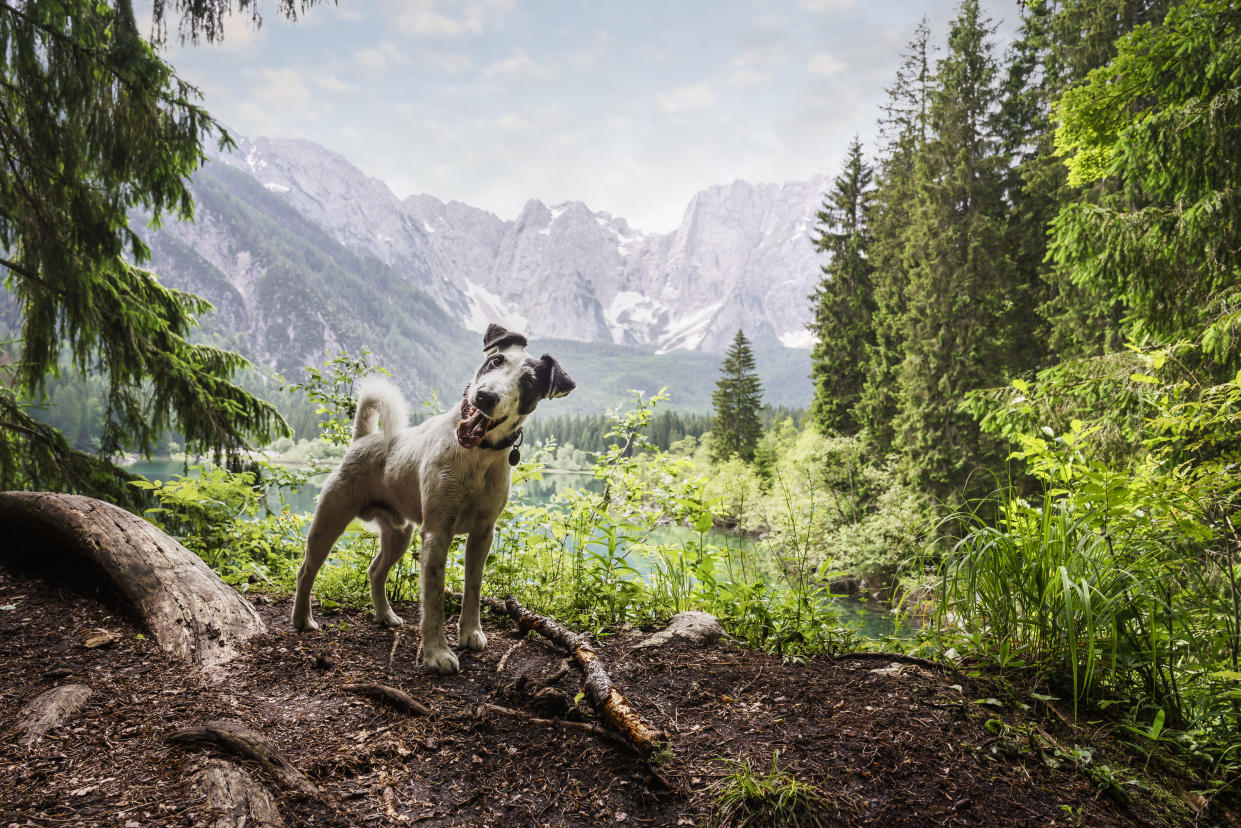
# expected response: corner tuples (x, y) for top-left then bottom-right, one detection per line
(127, 459), (914, 640)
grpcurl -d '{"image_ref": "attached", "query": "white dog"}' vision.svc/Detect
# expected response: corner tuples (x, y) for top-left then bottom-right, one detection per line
(291, 324), (575, 674)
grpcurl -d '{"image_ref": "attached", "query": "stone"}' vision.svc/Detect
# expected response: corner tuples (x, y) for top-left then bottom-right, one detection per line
(634, 611), (725, 649)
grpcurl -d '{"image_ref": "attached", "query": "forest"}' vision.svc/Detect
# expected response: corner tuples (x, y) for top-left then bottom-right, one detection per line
(1, 0), (1240, 824)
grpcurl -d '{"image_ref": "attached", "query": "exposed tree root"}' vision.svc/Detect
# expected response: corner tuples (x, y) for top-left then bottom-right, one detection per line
(342, 682), (431, 716)
(191, 758), (285, 828)
(167, 720), (320, 798)
(15, 684), (92, 746)
(0, 491), (265, 667)
(471, 592), (669, 759)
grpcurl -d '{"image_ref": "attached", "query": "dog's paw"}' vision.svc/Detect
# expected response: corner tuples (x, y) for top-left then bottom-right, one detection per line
(375, 609), (406, 627)
(460, 627), (488, 652)
(422, 646), (460, 675)
(291, 613), (319, 632)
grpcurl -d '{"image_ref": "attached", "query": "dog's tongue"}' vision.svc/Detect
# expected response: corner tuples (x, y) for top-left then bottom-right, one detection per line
(457, 403), (490, 449)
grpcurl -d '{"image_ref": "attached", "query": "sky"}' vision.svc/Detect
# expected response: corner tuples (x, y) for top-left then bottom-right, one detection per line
(153, 0), (1022, 233)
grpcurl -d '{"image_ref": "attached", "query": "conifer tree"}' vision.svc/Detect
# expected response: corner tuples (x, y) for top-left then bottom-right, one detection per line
(808, 138), (874, 435)
(0, 1), (320, 503)
(894, 0), (1011, 501)
(710, 330), (763, 463)
(857, 19), (934, 454)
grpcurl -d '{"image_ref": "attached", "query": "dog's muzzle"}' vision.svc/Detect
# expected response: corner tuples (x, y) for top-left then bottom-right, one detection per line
(457, 397), (493, 449)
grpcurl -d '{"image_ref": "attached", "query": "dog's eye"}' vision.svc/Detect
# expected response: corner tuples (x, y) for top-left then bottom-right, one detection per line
(487, 355), (504, 368)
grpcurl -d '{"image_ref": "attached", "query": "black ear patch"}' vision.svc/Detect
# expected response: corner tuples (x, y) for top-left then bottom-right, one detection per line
(534, 354), (575, 400)
(484, 323), (528, 352)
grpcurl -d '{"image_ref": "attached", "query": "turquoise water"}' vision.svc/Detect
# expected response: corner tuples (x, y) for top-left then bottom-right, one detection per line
(126, 459), (914, 640)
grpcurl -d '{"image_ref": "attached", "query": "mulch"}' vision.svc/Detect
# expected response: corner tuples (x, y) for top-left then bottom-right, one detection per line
(0, 565), (1209, 826)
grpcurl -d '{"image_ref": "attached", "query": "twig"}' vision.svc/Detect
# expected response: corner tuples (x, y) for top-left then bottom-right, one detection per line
(496, 639), (523, 673)
(472, 592), (668, 758)
(342, 682), (431, 716)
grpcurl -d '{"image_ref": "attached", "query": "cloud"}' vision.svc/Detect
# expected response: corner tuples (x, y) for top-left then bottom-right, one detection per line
(424, 49), (473, 74)
(354, 41), (409, 72)
(729, 67), (773, 87)
(485, 49), (555, 80)
(806, 53), (846, 75)
(657, 83), (717, 113)
(797, 0), (854, 10)
(397, 0), (515, 37)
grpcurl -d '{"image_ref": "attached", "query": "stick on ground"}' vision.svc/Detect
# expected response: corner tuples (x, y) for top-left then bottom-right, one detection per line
(471, 592), (668, 758)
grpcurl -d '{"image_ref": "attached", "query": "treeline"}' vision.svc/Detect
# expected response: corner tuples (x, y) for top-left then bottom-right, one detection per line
(525, 406), (803, 455)
(805, 0), (1239, 504)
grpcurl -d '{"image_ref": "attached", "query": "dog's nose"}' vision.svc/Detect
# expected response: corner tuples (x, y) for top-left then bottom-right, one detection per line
(473, 388), (499, 414)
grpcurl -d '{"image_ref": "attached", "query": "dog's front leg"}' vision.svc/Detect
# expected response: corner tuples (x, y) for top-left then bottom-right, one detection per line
(458, 525), (492, 652)
(419, 524), (459, 675)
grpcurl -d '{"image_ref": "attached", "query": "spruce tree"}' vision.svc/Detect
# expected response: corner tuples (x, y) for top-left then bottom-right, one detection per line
(0, 1), (320, 503)
(710, 330), (763, 463)
(894, 0), (1011, 501)
(808, 137), (874, 434)
(857, 19), (934, 454)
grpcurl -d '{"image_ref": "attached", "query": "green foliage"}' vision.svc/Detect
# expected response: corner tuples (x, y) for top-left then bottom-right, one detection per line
(711, 750), (828, 828)
(940, 364), (1241, 775)
(0, 0), (305, 499)
(711, 330), (764, 463)
(808, 137), (874, 434)
(893, 0), (1015, 503)
(1051, 1), (1241, 369)
(281, 348), (390, 447)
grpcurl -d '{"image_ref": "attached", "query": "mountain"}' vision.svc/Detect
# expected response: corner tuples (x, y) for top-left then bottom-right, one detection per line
(120, 136), (824, 413)
(219, 137), (827, 354)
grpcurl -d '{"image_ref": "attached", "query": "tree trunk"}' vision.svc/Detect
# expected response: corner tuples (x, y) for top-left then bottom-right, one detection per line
(0, 491), (265, 667)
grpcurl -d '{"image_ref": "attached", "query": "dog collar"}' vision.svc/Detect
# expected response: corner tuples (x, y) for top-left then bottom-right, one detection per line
(482, 427), (524, 466)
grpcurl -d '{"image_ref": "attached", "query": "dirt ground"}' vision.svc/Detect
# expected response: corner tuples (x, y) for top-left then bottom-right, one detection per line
(0, 565), (1217, 826)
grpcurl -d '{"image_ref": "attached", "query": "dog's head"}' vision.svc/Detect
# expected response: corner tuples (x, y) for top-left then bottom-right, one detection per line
(460, 323), (574, 445)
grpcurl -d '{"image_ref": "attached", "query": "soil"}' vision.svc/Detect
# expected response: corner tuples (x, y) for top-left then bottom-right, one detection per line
(0, 565), (1214, 826)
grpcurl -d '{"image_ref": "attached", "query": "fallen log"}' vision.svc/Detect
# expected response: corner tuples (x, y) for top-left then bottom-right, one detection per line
(15, 684), (92, 746)
(342, 682), (431, 716)
(192, 759), (285, 828)
(167, 720), (320, 798)
(473, 592), (668, 759)
(0, 491), (265, 667)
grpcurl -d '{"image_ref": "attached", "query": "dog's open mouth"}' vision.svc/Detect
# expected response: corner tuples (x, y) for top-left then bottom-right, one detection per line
(456, 400), (494, 449)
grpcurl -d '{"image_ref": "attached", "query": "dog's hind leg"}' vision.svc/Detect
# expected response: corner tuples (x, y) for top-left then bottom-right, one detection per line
(458, 526), (492, 652)
(291, 485), (356, 632)
(369, 522), (413, 627)
(418, 522), (459, 674)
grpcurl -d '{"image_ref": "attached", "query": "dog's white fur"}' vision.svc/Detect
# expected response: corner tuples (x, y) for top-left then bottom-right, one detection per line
(290, 330), (572, 674)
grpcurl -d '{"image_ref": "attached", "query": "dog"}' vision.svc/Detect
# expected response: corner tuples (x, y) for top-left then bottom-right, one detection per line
(290, 323), (575, 673)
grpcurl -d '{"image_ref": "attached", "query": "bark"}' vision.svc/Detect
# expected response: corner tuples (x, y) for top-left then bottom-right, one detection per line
(192, 759), (285, 828)
(167, 721), (320, 798)
(15, 684), (92, 746)
(477, 593), (667, 758)
(342, 682), (431, 716)
(0, 491), (265, 667)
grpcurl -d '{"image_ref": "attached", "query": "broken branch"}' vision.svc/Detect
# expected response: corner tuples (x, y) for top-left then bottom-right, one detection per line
(167, 720), (320, 798)
(342, 682), (431, 716)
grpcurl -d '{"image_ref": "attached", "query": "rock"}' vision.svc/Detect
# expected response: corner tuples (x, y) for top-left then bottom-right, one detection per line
(634, 611), (724, 649)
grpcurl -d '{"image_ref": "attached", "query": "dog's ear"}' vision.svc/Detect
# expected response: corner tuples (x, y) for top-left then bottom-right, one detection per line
(534, 354), (575, 400)
(484, 323), (528, 351)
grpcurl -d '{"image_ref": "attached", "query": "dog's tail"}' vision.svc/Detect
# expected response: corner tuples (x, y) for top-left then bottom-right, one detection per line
(353, 376), (408, 442)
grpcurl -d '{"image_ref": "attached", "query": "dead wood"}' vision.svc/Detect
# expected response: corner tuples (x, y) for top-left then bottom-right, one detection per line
(0, 491), (265, 667)
(474, 592), (668, 758)
(342, 682), (431, 716)
(192, 759), (285, 828)
(495, 638), (523, 673)
(167, 720), (320, 798)
(15, 684), (92, 746)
